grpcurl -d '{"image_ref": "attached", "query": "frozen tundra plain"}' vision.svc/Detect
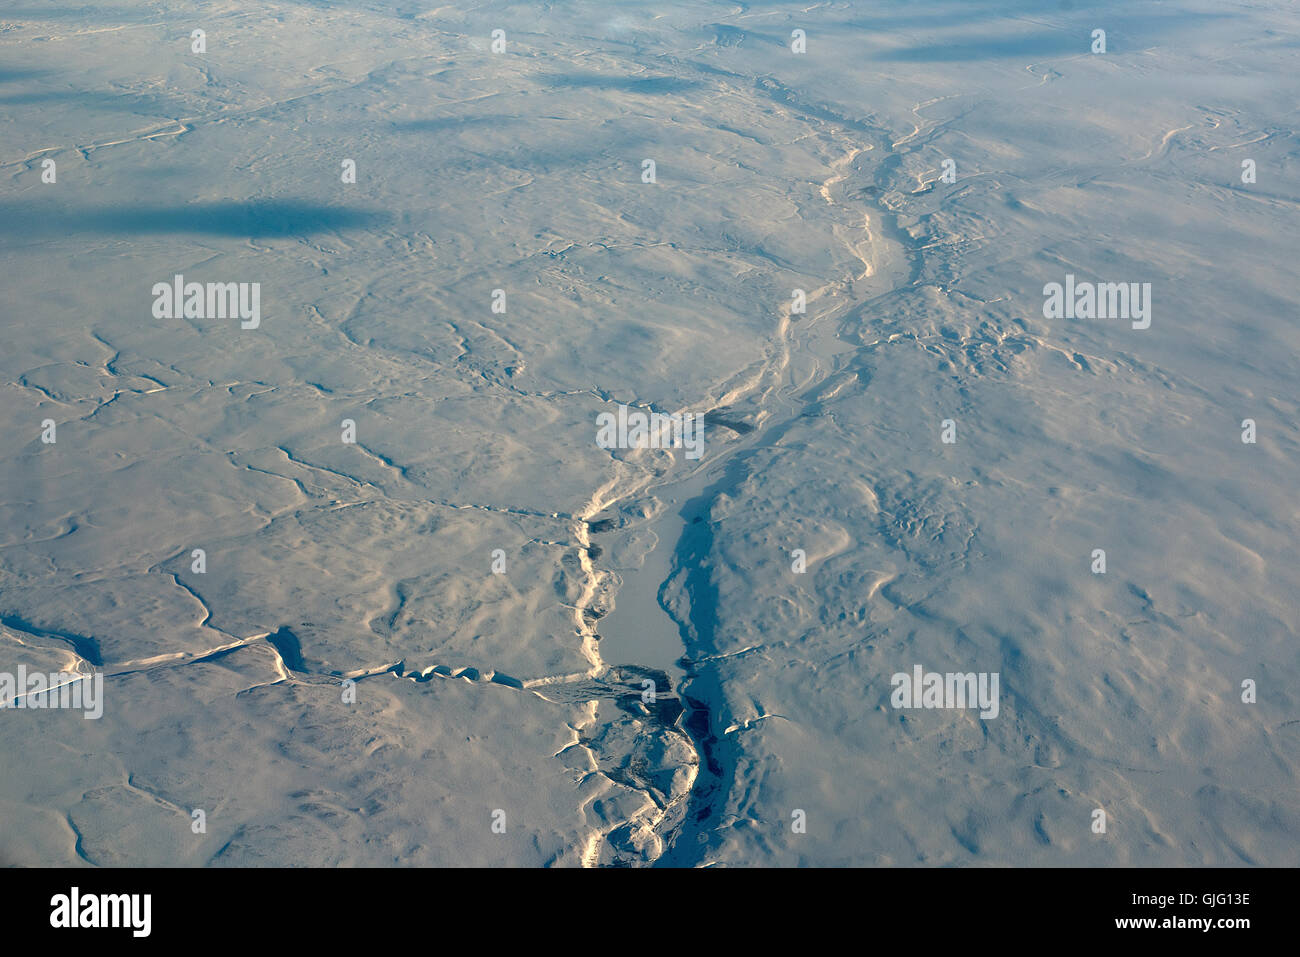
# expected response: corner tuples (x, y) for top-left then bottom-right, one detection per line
(0, 0), (1297, 867)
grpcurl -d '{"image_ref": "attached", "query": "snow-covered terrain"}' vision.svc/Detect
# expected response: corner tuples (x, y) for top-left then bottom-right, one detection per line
(1, 0), (1297, 866)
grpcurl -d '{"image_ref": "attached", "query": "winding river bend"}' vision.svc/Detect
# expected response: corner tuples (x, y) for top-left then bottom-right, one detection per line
(583, 107), (920, 864)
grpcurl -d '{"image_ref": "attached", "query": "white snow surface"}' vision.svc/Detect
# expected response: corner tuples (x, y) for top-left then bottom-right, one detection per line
(0, 0), (1297, 866)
